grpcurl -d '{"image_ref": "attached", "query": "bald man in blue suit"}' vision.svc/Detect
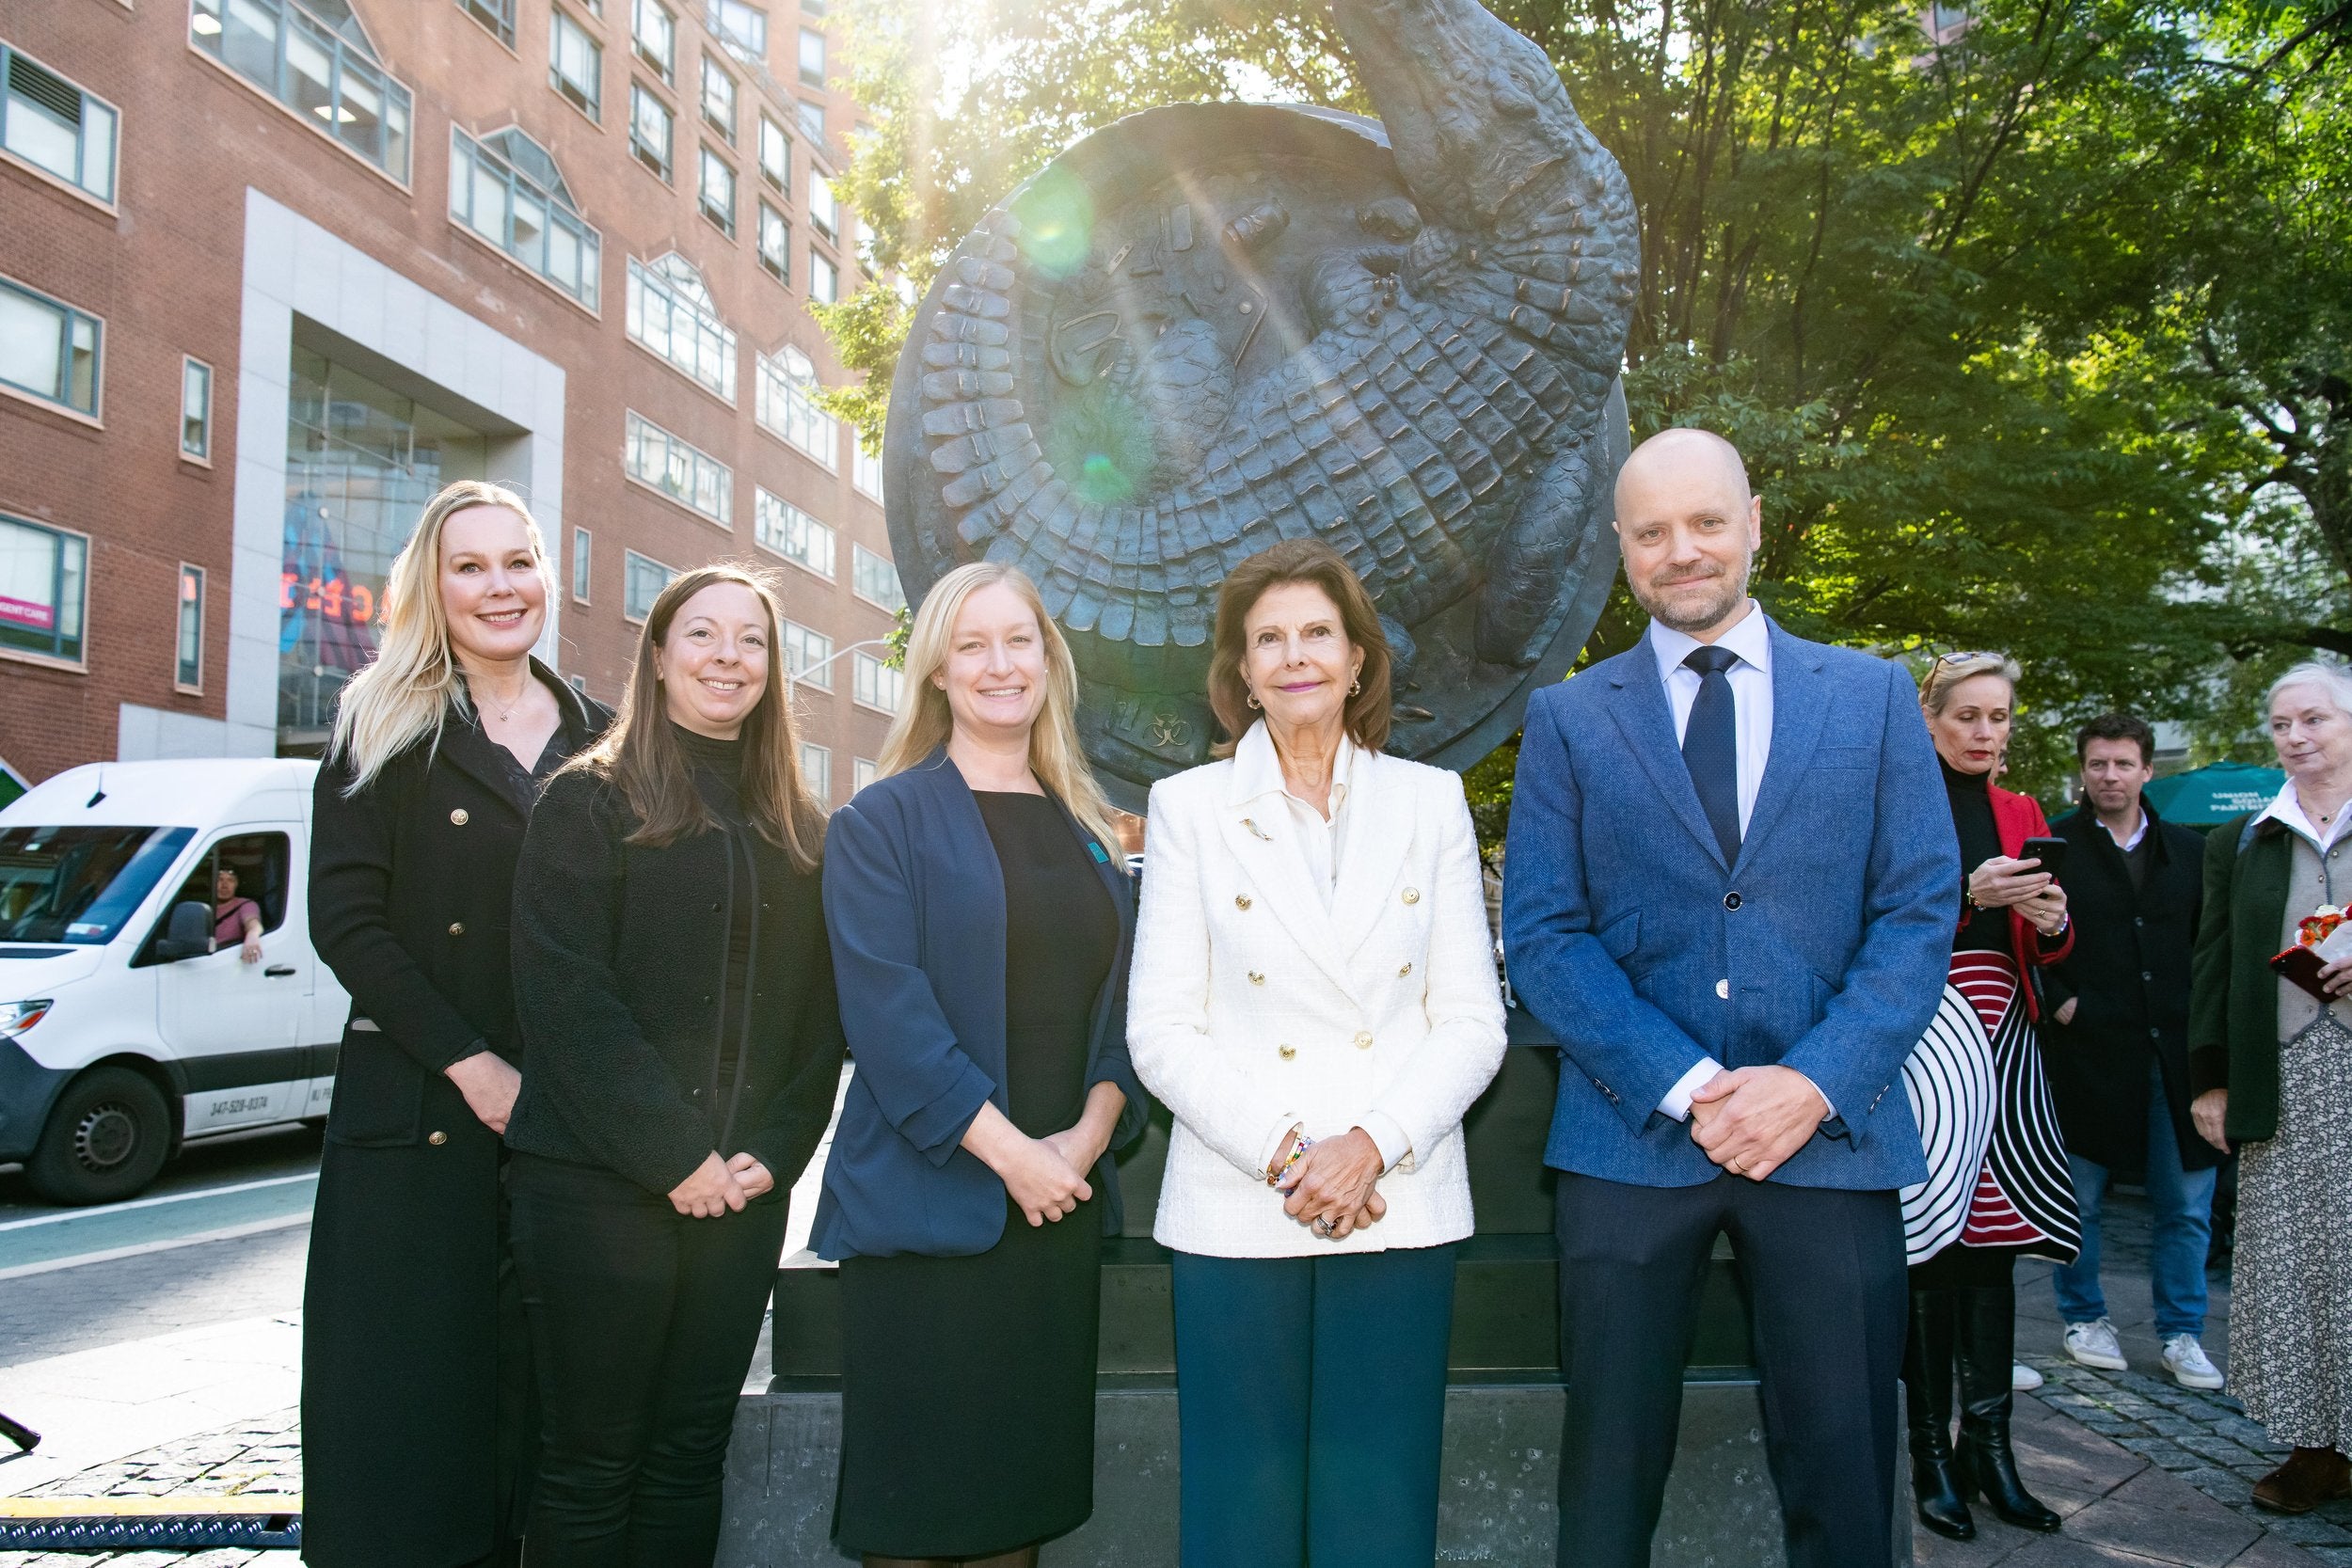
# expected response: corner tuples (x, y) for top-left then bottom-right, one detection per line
(1503, 429), (1957, 1568)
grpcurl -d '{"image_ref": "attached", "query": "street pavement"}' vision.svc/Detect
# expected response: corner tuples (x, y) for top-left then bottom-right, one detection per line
(2, 1122), (2342, 1566)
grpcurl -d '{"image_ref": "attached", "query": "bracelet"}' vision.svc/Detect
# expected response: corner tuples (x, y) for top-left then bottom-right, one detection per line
(1266, 1131), (1315, 1188)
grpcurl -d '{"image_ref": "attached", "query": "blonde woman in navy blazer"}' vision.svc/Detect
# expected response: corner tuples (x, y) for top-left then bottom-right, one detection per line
(1128, 540), (1507, 1568)
(815, 562), (1146, 1568)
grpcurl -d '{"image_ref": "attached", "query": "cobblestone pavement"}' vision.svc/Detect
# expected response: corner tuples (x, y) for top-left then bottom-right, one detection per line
(0, 1408), (299, 1566)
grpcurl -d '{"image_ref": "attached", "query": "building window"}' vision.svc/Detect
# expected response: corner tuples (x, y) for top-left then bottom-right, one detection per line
(626, 254), (736, 398)
(755, 488), (834, 578)
(451, 127), (602, 308)
(0, 275), (101, 420)
(0, 514), (87, 665)
(190, 0), (413, 182)
(628, 83), (672, 179)
(797, 98), (824, 140)
(624, 410), (732, 525)
(571, 527), (591, 601)
(757, 202), (790, 283)
(1, 45), (119, 205)
(181, 357), (214, 462)
(853, 544), (904, 613)
(631, 0), (675, 82)
(755, 344), (837, 469)
(623, 548), (676, 621)
(809, 248), (838, 304)
(853, 442), (883, 503)
(710, 0), (768, 55)
(549, 9), (601, 119)
(459, 0), (517, 48)
(757, 114), (788, 194)
(799, 741), (831, 802)
(852, 650), (902, 714)
(700, 54), (736, 141)
(852, 755), (877, 793)
(698, 146), (736, 237)
(177, 563), (206, 690)
(779, 618), (833, 689)
(798, 26), (825, 87)
(809, 172), (839, 241)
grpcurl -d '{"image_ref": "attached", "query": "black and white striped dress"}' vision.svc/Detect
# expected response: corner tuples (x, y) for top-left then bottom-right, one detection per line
(1900, 948), (2080, 1266)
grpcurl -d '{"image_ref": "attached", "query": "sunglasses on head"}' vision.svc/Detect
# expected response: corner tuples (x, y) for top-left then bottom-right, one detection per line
(1937, 650), (2002, 665)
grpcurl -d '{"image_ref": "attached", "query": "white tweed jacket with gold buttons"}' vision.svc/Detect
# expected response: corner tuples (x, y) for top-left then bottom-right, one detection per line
(1128, 722), (1507, 1259)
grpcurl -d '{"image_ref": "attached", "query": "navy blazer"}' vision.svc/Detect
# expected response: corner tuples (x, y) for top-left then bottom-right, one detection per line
(1502, 618), (1956, 1191)
(812, 748), (1147, 1259)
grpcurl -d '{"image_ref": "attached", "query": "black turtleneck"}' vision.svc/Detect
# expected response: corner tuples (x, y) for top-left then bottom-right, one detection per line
(1942, 756), (2010, 955)
(674, 722), (759, 1141)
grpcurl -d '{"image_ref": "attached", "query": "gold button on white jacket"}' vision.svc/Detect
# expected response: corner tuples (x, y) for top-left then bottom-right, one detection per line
(1128, 726), (1507, 1259)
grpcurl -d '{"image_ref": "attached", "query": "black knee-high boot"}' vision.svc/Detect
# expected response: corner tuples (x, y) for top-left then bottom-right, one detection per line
(1952, 1286), (2061, 1532)
(1902, 1289), (1974, 1540)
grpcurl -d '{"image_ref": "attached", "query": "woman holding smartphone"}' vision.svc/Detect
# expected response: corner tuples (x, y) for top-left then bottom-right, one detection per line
(507, 564), (844, 1567)
(1901, 652), (2076, 1543)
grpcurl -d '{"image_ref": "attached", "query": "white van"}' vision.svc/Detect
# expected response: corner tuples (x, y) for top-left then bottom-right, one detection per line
(0, 759), (349, 1203)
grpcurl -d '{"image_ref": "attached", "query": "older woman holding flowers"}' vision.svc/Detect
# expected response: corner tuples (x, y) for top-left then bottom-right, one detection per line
(2189, 661), (2352, 1514)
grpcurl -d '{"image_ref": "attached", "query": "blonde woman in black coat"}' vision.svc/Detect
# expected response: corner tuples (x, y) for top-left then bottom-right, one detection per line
(508, 564), (846, 1567)
(306, 481), (607, 1568)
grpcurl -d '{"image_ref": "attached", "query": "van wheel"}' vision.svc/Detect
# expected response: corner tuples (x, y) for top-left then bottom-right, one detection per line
(25, 1067), (173, 1206)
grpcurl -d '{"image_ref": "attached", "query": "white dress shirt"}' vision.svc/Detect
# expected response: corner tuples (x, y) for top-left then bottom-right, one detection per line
(2255, 780), (2352, 855)
(1644, 605), (1826, 1123)
(1648, 601), (1774, 833)
(2102, 807), (2150, 852)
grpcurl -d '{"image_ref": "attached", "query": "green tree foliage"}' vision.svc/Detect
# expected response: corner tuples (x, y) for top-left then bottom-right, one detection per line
(819, 0), (2350, 804)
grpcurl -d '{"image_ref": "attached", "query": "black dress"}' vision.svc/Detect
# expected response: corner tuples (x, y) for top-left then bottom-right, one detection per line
(834, 790), (1120, 1560)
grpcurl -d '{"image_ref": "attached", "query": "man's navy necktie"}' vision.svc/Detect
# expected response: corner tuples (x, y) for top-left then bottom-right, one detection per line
(1682, 644), (1741, 864)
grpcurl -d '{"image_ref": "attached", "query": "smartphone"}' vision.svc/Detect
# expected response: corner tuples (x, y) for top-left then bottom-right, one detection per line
(2018, 835), (2069, 880)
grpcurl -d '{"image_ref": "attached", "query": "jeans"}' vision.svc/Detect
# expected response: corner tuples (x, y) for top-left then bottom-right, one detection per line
(508, 1153), (788, 1568)
(2054, 1058), (2217, 1339)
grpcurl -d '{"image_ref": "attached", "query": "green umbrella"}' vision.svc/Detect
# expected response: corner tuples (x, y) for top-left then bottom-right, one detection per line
(2143, 761), (2285, 827)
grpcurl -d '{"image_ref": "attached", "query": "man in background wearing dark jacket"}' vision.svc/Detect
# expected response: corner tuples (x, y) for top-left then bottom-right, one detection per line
(2043, 713), (2226, 1390)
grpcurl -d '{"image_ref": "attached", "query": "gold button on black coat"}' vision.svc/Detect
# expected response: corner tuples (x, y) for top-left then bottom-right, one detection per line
(448, 921), (465, 937)
(449, 809), (469, 826)
(427, 1131), (448, 1146)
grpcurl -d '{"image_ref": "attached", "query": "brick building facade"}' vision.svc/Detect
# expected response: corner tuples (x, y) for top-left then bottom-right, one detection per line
(0, 0), (904, 803)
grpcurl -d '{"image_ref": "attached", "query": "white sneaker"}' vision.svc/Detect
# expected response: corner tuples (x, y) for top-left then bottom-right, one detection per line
(2064, 1318), (2129, 1370)
(2012, 1362), (2044, 1392)
(2164, 1335), (2225, 1390)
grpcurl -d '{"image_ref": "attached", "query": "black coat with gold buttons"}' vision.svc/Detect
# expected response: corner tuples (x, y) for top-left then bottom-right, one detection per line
(301, 670), (607, 1568)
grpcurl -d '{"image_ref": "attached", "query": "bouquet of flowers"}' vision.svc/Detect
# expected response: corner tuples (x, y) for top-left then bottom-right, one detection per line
(2271, 903), (2352, 1003)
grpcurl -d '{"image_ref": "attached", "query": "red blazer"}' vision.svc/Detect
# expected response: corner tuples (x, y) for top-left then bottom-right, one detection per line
(1955, 784), (2075, 1020)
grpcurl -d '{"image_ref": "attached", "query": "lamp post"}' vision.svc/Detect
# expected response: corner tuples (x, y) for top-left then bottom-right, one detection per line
(786, 637), (894, 694)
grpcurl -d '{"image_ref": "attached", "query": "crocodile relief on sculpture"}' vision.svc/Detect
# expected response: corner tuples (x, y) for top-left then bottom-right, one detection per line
(883, 0), (1641, 804)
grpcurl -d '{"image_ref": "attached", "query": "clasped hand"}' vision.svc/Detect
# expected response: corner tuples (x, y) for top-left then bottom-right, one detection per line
(1689, 1066), (1829, 1181)
(666, 1150), (775, 1218)
(1970, 856), (2067, 936)
(1278, 1129), (1387, 1240)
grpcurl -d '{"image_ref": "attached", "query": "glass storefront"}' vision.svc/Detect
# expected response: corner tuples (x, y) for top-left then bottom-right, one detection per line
(278, 347), (484, 748)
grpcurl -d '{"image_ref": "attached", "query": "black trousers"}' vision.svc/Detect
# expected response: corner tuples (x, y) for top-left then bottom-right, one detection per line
(508, 1153), (787, 1568)
(1553, 1172), (1907, 1568)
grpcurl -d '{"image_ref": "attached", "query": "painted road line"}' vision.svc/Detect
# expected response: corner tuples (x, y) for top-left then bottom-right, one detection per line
(0, 1497), (301, 1515)
(0, 1172), (317, 1232)
(0, 1212), (311, 1280)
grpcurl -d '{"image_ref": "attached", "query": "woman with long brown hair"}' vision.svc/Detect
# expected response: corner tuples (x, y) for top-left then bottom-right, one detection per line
(305, 481), (608, 1568)
(507, 563), (845, 1567)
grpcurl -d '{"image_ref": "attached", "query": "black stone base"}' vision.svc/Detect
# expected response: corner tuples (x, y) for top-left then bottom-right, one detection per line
(717, 1380), (1912, 1566)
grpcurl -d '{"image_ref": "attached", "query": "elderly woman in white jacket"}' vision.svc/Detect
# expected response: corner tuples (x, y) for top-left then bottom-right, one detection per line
(1129, 538), (1507, 1568)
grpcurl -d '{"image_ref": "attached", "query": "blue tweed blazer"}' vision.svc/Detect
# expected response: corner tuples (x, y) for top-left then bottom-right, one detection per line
(1502, 619), (1955, 1191)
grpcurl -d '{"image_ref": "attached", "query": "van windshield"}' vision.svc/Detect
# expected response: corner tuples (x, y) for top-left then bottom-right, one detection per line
(0, 827), (197, 945)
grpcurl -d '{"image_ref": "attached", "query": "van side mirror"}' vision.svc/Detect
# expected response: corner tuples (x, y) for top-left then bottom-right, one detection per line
(152, 900), (214, 962)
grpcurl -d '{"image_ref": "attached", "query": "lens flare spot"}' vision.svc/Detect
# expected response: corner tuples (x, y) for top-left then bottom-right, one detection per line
(1013, 166), (1095, 277)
